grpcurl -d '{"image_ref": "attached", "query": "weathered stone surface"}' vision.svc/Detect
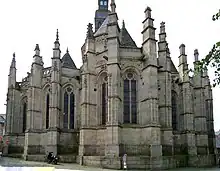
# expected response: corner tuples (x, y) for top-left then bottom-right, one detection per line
(4, 2), (216, 170)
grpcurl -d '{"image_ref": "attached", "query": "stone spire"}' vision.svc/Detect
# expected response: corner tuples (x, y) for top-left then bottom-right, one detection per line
(10, 53), (16, 68)
(144, 6), (151, 19)
(33, 44), (43, 65)
(54, 29), (60, 48)
(158, 21), (167, 49)
(34, 44), (40, 56)
(110, 0), (116, 13)
(122, 20), (125, 28)
(178, 44), (189, 80)
(194, 49), (199, 62)
(141, 6), (157, 65)
(86, 23), (94, 39)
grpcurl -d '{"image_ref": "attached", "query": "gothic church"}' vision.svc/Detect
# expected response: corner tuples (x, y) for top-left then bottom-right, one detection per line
(4, 0), (217, 169)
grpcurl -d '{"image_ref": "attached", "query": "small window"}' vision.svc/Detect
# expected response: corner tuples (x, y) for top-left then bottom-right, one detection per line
(100, 1), (103, 5)
(104, 1), (107, 6)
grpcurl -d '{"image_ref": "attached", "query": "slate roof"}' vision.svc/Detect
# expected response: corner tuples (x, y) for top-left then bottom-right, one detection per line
(216, 131), (220, 148)
(119, 25), (137, 48)
(0, 115), (5, 124)
(61, 49), (77, 69)
(94, 16), (109, 36)
(170, 60), (178, 73)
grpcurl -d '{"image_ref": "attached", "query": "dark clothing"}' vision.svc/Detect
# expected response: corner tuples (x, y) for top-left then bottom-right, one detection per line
(47, 152), (53, 160)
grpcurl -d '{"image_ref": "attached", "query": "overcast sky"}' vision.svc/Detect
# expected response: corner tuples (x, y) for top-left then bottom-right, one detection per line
(0, 0), (220, 130)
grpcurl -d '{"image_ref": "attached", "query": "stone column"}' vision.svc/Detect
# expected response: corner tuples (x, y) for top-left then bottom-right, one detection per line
(79, 24), (98, 164)
(141, 7), (162, 169)
(103, 4), (121, 169)
(47, 31), (61, 155)
(24, 44), (44, 159)
(157, 21), (173, 156)
(178, 44), (197, 166)
(193, 49), (209, 156)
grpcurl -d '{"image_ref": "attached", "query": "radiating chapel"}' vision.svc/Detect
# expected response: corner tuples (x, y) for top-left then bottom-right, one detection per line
(4, 0), (217, 169)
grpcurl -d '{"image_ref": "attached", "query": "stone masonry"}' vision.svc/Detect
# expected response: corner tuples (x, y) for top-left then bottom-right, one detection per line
(4, 0), (217, 169)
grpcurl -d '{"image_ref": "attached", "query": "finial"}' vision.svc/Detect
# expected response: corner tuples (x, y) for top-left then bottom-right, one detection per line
(144, 6), (152, 18)
(160, 21), (165, 33)
(66, 47), (69, 53)
(194, 49), (199, 61)
(110, 0), (116, 13)
(13, 52), (15, 58)
(122, 20), (125, 28)
(179, 44), (186, 55)
(87, 23), (94, 39)
(56, 29), (59, 41)
(34, 44), (40, 51)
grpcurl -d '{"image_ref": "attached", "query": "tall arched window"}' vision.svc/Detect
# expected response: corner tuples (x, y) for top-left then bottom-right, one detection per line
(46, 93), (50, 129)
(98, 73), (108, 125)
(22, 101), (27, 133)
(101, 76), (108, 125)
(123, 71), (137, 124)
(172, 91), (178, 130)
(63, 86), (75, 129)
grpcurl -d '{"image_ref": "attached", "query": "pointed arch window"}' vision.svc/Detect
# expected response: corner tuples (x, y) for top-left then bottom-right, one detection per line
(22, 100), (27, 133)
(98, 73), (108, 125)
(46, 93), (50, 129)
(101, 76), (108, 125)
(172, 91), (178, 131)
(123, 72), (137, 124)
(63, 86), (75, 129)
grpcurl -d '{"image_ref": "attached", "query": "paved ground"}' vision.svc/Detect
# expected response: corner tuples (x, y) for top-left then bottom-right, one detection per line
(0, 157), (219, 171)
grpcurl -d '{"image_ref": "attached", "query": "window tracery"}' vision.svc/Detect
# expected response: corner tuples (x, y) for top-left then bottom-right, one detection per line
(63, 86), (75, 129)
(123, 71), (137, 124)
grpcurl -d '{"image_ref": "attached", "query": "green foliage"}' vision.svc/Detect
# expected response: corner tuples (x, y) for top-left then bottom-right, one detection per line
(212, 10), (220, 21)
(190, 10), (220, 87)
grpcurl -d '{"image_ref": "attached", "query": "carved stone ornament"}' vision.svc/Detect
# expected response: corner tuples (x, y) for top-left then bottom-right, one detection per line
(82, 54), (87, 63)
(84, 76), (87, 87)
(53, 61), (58, 71)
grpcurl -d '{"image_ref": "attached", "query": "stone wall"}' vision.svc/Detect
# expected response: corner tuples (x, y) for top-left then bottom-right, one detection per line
(24, 132), (47, 155)
(7, 134), (24, 154)
(58, 131), (79, 154)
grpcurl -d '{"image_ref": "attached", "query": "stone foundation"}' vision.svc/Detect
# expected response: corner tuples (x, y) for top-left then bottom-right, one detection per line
(24, 145), (45, 154)
(78, 154), (216, 170)
(23, 154), (77, 163)
(4, 134), (25, 154)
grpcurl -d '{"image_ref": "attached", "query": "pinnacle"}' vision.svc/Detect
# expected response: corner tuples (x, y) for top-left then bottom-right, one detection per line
(87, 23), (94, 39)
(56, 29), (59, 41)
(122, 20), (125, 28)
(34, 44), (40, 51)
(110, 0), (116, 13)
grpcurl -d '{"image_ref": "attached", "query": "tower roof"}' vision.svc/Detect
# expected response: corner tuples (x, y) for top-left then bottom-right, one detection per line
(61, 49), (77, 69)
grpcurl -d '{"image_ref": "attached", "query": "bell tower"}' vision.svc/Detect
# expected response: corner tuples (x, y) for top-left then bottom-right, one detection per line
(95, 0), (109, 32)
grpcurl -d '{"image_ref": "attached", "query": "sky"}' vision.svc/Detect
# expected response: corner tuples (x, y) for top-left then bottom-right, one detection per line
(0, 0), (220, 130)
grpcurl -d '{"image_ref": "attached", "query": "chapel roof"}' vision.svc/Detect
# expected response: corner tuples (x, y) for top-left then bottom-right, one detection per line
(61, 49), (77, 69)
(119, 21), (137, 48)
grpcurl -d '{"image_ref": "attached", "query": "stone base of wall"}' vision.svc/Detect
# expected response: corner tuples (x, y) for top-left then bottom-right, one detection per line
(24, 145), (45, 155)
(78, 154), (216, 170)
(188, 154), (216, 167)
(23, 154), (77, 163)
(77, 156), (121, 169)
(4, 134), (25, 154)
